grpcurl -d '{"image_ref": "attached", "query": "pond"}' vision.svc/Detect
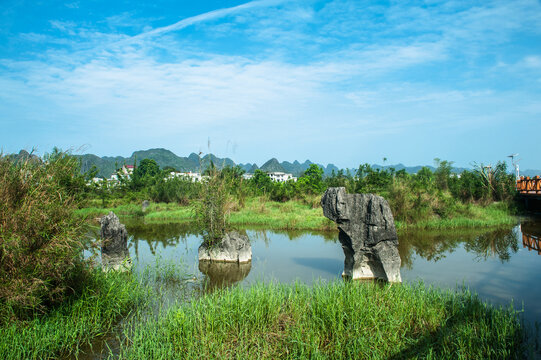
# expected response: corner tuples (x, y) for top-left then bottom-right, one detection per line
(117, 217), (541, 325)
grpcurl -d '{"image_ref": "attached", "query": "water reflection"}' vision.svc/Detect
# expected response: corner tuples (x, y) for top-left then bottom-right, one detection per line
(124, 221), (195, 257)
(109, 217), (541, 323)
(398, 227), (520, 268)
(199, 261), (252, 291)
(521, 222), (541, 255)
(464, 228), (519, 262)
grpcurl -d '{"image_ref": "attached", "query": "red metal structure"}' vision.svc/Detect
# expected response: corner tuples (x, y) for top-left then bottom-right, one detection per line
(516, 176), (541, 195)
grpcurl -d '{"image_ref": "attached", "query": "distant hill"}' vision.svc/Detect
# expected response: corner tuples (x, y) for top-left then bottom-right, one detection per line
(521, 169), (541, 178)
(76, 148), (238, 178)
(370, 163), (468, 175)
(260, 158), (286, 173)
(52, 147), (539, 179)
(8, 149), (41, 164)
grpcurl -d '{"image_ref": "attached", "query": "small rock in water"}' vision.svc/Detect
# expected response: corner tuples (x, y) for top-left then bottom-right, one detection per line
(321, 187), (401, 282)
(100, 211), (131, 271)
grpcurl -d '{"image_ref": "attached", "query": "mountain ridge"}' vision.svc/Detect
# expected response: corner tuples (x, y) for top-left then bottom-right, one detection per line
(29, 148), (536, 179)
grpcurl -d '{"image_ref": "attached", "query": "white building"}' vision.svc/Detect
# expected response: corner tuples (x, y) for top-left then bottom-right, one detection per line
(268, 172), (297, 182)
(168, 171), (202, 182)
(121, 165), (135, 176)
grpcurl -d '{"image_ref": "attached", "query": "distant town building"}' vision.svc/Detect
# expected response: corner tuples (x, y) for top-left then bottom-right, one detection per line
(268, 172), (297, 182)
(242, 171), (297, 182)
(168, 171), (202, 182)
(121, 164), (135, 176)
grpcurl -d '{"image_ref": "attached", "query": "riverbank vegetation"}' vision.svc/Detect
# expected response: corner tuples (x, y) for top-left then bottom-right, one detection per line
(77, 155), (519, 230)
(99, 281), (529, 359)
(0, 150), (147, 358)
(0, 149), (90, 321)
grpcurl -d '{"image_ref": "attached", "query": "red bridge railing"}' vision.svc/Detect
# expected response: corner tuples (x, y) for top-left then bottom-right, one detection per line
(516, 176), (541, 195)
(523, 232), (541, 255)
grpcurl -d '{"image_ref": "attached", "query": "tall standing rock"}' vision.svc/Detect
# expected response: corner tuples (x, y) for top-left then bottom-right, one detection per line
(321, 187), (402, 282)
(100, 211), (130, 270)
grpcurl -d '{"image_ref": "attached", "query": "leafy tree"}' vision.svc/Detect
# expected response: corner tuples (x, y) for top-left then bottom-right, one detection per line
(250, 170), (273, 194)
(132, 158), (160, 190)
(413, 167), (434, 192)
(299, 164), (324, 194)
(355, 164), (393, 193)
(434, 158), (453, 191)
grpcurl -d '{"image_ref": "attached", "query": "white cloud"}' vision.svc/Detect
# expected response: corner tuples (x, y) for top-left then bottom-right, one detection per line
(2, 0), (540, 167)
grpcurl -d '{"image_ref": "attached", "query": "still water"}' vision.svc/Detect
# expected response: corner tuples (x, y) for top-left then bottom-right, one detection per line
(121, 218), (541, 324)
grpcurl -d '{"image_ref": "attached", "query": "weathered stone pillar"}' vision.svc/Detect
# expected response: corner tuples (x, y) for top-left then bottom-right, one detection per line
(321, 187), (401, 282)
(100, 211), (131, 271)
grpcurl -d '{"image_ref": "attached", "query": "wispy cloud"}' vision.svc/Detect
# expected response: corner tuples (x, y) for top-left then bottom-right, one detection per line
(1, 0), (540, 167)
(129, 0), (287, 43)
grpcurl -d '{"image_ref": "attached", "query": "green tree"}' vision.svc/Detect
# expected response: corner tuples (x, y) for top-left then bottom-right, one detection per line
(250, 170), (273, 194)
(434, 158), (453, 191)
(299, 164), (324, 194)
(132, 158), (160, 190)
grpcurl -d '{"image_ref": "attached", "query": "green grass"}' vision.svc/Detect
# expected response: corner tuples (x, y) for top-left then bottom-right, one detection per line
(117, 281), (527, 359)
(2, 266), (533, 359)
(395, 202), (516, 230)
(228, 197), (335, 230)
(0, 270), (148, 360)
(77, 196), (517, 231)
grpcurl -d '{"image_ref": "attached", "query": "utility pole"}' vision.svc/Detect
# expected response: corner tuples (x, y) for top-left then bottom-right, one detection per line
(507, 154), (520, 180)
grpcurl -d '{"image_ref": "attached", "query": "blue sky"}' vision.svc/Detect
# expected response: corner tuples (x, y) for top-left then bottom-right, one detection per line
(1, 0), (540, 170)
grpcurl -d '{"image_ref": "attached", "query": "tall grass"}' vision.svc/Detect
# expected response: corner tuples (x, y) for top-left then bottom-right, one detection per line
(117, 281), (527, 359)
(0, 152), (90, 321)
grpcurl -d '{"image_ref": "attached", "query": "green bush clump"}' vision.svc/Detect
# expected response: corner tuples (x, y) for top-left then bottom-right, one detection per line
(0, 150), (90, 321)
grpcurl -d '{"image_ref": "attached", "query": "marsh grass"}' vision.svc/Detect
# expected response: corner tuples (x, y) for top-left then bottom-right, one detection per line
(0, 270), (148, 360)
(117, 281), (528, 359)
(76, 196), (515, 231)
(396, 202), (516, 230)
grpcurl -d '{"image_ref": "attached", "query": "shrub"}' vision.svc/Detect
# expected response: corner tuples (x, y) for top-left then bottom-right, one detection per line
(0, 151), (89, 322)
(194, 168), (229, 245)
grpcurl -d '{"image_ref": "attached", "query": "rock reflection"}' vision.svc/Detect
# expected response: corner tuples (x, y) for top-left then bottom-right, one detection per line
(199, 260), (252, 291)
(398, 226), (520, 268)
(101, 251), (132, 272)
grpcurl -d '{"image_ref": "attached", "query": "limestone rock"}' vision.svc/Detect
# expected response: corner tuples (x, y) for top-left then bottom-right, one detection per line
(321, 187), (401, 282)
(100, 211), (130, 271)
(198, 231), (252, 263)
